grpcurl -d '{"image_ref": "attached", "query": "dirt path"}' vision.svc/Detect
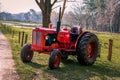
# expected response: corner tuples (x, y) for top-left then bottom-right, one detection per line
(0, 31), (19, 80)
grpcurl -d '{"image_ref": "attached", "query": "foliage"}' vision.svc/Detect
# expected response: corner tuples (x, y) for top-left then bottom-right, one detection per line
(70, 0), (120, 33)
(0, 9), (42, 23)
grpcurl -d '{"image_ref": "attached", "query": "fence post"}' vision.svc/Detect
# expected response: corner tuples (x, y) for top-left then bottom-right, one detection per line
(107, 39), (113, 61)
(18, 32), (21, 44)
(12, 30), (14, 38)
(6, 27), (8, 33)
(24, 34), (28, 44)
(21, 31), (25, 47)
(8, 28), (10, 34)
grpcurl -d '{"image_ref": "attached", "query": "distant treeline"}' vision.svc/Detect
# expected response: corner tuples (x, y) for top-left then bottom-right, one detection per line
(0, 9), (42, 23)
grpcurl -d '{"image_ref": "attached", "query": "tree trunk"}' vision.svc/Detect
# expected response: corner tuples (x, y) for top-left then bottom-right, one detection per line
(86, 17), (89, 30)
(118, 9), (120, 32)
(42, 10), (51, 28)
(41, 0), (52, 28)
(35, 0), (52, 28)
(61, 0), (67, 21)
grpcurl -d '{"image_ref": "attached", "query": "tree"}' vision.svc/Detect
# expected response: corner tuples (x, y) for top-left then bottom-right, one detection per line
(83, 0), (106, 30)
(35, 0), (76, 28)
(69, 3), (85, 26)
(35, 0), (57, 28)
(82, 0), (120, 33)
(111, 0), (120, 33)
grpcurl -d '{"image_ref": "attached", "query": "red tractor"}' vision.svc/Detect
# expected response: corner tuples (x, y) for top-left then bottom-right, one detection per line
(21, 8), (100, 69)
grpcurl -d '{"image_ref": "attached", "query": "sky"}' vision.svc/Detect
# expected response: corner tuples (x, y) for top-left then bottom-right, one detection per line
(0, 0), (83, 14)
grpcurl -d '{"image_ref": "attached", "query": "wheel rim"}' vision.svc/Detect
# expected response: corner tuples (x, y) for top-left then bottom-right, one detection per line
(54, 54), (60, 67)
(87, 43), (94, 58)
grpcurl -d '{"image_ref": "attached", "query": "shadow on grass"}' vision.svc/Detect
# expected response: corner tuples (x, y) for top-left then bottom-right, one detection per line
(24, 57), (120, 80)
(43, 59), (120, 80)
(26, 61), (46, 69)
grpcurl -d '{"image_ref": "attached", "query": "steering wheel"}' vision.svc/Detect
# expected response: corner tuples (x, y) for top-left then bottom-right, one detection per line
(61, 24), (72, 31)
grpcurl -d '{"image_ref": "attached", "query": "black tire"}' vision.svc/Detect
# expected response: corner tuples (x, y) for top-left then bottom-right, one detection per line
(49, 49), (61, 69)
(77, 32), (99, 65)
(21, 43), (33, 62)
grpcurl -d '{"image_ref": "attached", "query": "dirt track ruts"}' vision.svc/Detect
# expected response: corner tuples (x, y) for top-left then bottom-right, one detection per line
(0, 31), (19, 80)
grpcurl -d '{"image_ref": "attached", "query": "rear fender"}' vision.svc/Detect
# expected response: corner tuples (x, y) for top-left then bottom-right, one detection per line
(75, 31), (91, 50)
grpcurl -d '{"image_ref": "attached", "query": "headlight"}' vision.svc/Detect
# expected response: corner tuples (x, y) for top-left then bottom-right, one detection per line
(46, 35), (49, 40)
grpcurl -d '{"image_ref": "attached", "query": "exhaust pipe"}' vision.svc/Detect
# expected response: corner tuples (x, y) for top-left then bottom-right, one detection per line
(56, 7), (61, 34)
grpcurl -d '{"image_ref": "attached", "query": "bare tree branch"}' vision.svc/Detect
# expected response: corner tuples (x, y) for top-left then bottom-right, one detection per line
(51, 0), (58, 7)
(67, 0), (77, 2)
(40, 0), (45, 11)
(52, 5), (61, 10)
(61, 0), (67, 21)
(35, 0), (45, 11)
(35, 0), (40, 7)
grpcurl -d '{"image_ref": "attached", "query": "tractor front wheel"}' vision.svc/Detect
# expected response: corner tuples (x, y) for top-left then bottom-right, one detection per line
(21, 43), (34, 62)
(77, 32), (99, 65)
(49, 49), (61, 69)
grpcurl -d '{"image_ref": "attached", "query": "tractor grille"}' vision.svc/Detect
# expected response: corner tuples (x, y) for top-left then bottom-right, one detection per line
(33, 31), (41, 45)
(33, 31), (36, 44)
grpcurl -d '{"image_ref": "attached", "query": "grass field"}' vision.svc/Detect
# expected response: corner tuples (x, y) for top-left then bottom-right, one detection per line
(0, 24), (120, 80)
(0, 20), (41, 28)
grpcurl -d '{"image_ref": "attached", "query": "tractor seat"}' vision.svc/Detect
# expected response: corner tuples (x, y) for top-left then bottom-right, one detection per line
(70, 27), (79, 41)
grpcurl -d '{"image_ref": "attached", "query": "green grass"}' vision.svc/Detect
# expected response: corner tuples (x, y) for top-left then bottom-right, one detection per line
(0, 25), (120, 80)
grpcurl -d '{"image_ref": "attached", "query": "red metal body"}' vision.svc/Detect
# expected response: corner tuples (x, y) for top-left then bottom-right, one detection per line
(31, 27), (83, 54)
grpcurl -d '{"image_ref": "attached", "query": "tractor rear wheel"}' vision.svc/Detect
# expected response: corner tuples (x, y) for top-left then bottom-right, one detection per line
(77, 32), (99, 65)
(49, 49), (61, 69)
(21, 43), (33, 62)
